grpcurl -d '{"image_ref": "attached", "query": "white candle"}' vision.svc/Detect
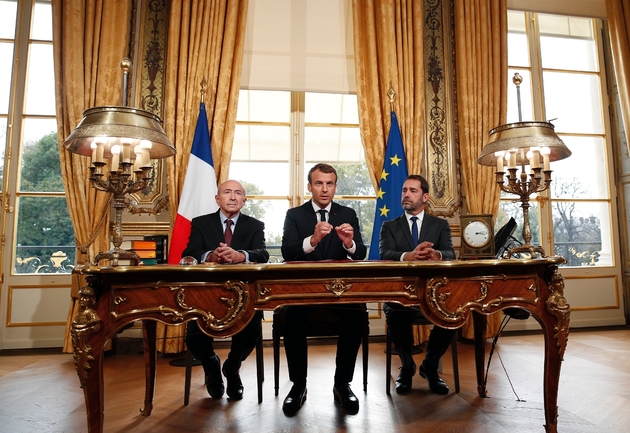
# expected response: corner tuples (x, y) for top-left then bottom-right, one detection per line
(140, 140), (152, 167)
(134, 145), (144, 170)
(508, 149), (517, 169)
(530, 147), (540, 169)
(94, 138), (106, 163)
(494, 151), (504, 172)
(110, 144), (121, 172)
(90, 141), (97, 165)
(121, 137), (133, 163)
(541, 146), (551, 170)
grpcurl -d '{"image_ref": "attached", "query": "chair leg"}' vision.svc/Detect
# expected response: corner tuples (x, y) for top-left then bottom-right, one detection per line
(451, 336), (460, 393)
(184, 349), (193, 406)
(256, 329), (264, 404)
(385, 326), (392, 395)
(362, 332), (369, 392)
(273, 335), (280, 397)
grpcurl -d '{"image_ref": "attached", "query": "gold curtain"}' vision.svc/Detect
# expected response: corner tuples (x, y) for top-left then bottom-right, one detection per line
(52, 0), (132, 352)
(158, 0), (249, 353)
(352, 0), (428, 341)
(352, 0), (425, 190)
(454, 0), (507, 339)
(607, 0), (630, 154)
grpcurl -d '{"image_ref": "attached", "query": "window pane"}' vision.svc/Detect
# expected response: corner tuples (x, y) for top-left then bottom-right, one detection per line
(305, 93), (358, 124)
(240, 198), (288, 261)
(552, 201), (612, 267)
(0, 42), (14, 113)
(543, 71), (603, 134)
(14, 196), (75, 274)
(31, 1), (52, 41)
(540, 35), (598, 72)
(237, 89), (290, 122)
(0, 0), (17, 39)
(233, 124), (290, 161)
(304, 126), (363, 163)
(497, 200), (541, 246)
(507, 68), (533, 122)
(19, 122), (62, 192)
(229, 161), (289, 197)
(508, 11), (529, 67)
(538, 14), (593, 38)
(24, 43), (55, 115)
(552, 136), (608, 199)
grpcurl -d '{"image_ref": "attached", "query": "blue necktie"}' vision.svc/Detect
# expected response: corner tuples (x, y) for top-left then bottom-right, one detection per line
(411, 216), (419, 247)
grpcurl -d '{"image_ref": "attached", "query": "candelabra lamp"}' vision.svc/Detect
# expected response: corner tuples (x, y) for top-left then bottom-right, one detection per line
(477, 121), (571, 258)
(63, 59), (176, 266)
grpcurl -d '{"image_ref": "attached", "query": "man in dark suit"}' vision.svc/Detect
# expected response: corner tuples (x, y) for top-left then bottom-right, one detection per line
(379, 174), (457, 395)
(182, 179), (269, 400)
(280, 163), (367, 415)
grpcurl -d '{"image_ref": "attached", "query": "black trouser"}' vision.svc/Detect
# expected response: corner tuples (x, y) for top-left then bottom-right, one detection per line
(282, 304), (365, 386)
(383, 303), (455, 371)
(185, 311), (263, 373)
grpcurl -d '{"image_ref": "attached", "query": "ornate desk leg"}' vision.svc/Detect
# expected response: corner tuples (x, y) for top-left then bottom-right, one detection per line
(542, 267), (570, 433)
(472, 311), (488, 397)
(141, 320), (157, 416)
(71, 285), (105, 433)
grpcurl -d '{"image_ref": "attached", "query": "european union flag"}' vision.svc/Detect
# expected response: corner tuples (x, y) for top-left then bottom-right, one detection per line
(368, 111), (408, 260)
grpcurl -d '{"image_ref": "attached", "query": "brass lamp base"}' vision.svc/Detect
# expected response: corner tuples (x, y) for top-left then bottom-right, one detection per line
(95, 247), (141, 266)
(507, 243), (546, 259)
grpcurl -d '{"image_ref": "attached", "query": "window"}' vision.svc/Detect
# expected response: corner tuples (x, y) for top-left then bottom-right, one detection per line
(501, 11), (613, 267)
(1, 0), (74, 274)
(231, 90), (375, 261)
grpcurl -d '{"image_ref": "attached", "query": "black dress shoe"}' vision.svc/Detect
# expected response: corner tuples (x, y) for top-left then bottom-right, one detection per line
(222, 361), (244, 400)
(204, 354), (224, 399)
(395, 362), (416, 394)
(419, 362), (449, 395)
(282, 384), (307, 414)
(333, 383), (359, 414)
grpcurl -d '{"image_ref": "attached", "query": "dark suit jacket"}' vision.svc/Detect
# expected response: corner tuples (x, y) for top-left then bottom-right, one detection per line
(182, 210), (269, 263)
(379, 212), (455, 261)
(281, 200), (367, 261)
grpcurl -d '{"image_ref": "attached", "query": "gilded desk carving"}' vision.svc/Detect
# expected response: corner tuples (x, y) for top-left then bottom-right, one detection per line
(427, 274), (539, 324)
(546, 266), (570, 358)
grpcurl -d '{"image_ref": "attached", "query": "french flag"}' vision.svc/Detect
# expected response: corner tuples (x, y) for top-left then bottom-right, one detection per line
(167, 102), (219, 263)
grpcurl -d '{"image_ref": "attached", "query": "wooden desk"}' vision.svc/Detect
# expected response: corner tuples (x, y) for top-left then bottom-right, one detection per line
(71, 258), (569, 433)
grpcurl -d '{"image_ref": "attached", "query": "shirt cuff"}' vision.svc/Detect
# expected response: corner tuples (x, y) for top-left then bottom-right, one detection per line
(303, 236), (316, 254)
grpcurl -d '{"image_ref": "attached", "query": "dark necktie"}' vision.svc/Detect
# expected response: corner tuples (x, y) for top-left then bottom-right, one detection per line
(411, 216), (419, 247)
(318, 209), (327, 223)
(224, 219), (233, 246)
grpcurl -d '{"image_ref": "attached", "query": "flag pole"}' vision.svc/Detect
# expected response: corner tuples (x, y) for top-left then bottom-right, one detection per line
(200, 77), (207, 104)
(388, 82), (396, 112)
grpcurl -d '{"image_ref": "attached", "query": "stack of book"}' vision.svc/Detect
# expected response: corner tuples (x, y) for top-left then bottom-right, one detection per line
(143, 235), (168, 264)
(130, 240), (158, 265)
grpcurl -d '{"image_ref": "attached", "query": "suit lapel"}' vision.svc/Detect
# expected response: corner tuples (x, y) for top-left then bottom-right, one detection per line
(418, 214), (433, 243)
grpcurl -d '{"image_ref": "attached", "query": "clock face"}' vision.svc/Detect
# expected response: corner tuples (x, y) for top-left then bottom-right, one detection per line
(463, 220), (491, 248)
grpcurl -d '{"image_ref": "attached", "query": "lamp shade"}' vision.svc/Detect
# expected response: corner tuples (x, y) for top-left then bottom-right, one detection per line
(62, 106), (176, 159)
(477, 121), (571, 166)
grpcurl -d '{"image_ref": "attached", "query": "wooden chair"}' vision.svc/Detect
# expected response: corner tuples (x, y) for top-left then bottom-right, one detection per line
(385, 311), (460, 395)
(272, 306), (370, 396)
(184, 325), (265, 404)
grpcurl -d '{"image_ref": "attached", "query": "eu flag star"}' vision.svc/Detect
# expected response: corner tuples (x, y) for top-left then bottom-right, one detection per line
(376, 188), (385, 199)
(380, 169), (389, 181)
(379, 205), (390, 217)
(390, 154), (402, 166)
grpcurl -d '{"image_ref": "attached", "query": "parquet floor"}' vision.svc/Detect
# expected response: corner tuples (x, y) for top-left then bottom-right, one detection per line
(1, 327), (629, 433)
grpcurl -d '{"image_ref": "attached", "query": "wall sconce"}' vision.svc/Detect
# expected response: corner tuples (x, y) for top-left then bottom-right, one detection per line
(477, 75), (571, 258)
(62, 60), (176, 266)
